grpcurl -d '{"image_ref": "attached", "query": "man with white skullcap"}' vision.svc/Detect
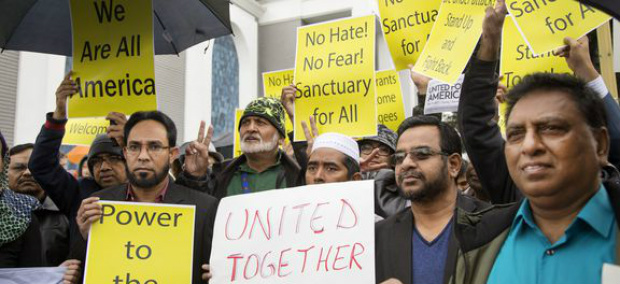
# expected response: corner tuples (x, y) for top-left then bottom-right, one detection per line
(305, 132), (362, 184)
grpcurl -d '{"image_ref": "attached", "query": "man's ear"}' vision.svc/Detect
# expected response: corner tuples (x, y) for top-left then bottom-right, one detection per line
(170, 147), (180, 164)
(448, 154), (462, 179)
(352, 172), (362, 181)
(594, 127), (609, 167)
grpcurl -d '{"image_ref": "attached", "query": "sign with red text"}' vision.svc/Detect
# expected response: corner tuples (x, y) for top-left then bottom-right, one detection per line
(209, 180), (375, 284)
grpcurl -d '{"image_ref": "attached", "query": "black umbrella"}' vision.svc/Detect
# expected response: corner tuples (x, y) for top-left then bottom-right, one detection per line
(0, 0), (232, 56)
(577, 0), (620, 20)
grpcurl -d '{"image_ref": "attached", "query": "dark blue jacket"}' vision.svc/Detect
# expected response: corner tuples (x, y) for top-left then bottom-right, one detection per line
(29, 113), (102, 241)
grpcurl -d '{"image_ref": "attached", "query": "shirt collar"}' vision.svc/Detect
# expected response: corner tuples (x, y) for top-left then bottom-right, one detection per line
(126, 177), (170, 203)
(239, 151), (283, 173)
(513, 184), (615, 238)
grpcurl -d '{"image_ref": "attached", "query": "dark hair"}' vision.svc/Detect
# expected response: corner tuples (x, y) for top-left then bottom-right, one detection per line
(124, 111), (177, 147)
(78, 156), (88, 178)
(9, 143), (34, 156)
(342, 155), (361, 180)
(506, 73), (607, 129)
(396, 115), (462, 155)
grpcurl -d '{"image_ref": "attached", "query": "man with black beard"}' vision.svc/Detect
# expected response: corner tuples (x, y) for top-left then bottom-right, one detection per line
(72, 111), (219, 284)
(375, 116), (490, 284)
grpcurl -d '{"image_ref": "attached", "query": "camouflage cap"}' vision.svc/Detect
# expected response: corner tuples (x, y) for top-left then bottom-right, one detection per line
(239, 97), (286, 137)
(357, 124), (397, 152)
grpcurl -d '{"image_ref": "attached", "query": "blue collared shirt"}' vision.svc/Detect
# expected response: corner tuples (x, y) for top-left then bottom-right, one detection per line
(487, 185), (617, 284)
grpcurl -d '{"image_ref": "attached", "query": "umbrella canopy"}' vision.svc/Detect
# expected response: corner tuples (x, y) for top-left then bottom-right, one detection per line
(0, 0), (232, 56)
(578, 0), (619, 20)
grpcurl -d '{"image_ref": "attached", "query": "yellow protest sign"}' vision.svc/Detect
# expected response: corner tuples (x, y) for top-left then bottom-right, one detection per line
(506, 0), (611, 55)
(61, 117), (110, 146)
(293, 15), (377, 141)
(375, 70), (406, 131)
(263, 69), (295, 98)
(84, 201), (195, 284)
(376, 0), (441, 70)
(233, 109), (244, 158)
(69, 0), (157, 118)
(500, 16), (572, 89)
(498, 102), (508, 137)
(413, 0), (494, 84)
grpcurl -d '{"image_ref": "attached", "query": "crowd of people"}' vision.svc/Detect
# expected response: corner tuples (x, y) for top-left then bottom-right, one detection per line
(1, 1), (620, 283)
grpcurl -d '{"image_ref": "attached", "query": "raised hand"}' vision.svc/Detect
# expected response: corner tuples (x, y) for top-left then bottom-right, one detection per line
(301, 115), (319, 157)
(478, 0), (507, 61)
(360, 148), (389, 172)
(106, 112), (128, 147)
(183, 121), (213, 178)
(555, 36), (599, 82)
(54, 72), (79, 120)
(280, 84), (297, 124)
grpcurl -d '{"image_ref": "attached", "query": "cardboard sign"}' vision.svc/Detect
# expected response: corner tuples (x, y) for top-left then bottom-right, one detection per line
(412, 0), (493, 84)
(506, 0), (611, 55)
(293, 16), (377, 141)
(61, 117), (110, 146)
(375, 70), (406, 131)
(424, 74), (464, 114)
(376, 0), (441, 70)
(500, 15), (572, 89)
(233, 109), (244, 158)
(209, 180), (375, 284)
(69, 0), (158, 118)
(84, 201), (195, 284)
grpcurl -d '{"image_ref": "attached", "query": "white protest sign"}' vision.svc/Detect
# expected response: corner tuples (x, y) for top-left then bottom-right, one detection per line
(0, 267), (66, 284)
(603, 263), (620, 284)
(209, 180), (375, 284)
(423, 74), (465, 114)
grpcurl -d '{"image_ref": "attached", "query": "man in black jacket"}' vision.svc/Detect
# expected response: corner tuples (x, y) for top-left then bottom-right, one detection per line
(375, 116), (489, 284)
(8, 143), (69, 266)
(29, 73), (128, 240)
(74, 111), (218, 284)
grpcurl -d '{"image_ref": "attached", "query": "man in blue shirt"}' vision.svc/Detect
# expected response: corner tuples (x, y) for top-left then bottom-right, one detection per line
(449, 1), (620, 283)
(375, 116), (490, 284)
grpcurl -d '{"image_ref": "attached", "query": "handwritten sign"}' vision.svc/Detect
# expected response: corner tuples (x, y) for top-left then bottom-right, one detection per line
(424, 74), (464, 114)
(413, 0), (494, 84)
(293, 16), (377, 141)
(375, 70), (406, 131)
(84, 201), (195, 284)
(500, 15), (572, 89)
(376, 0), (441, 70)
(506, 0), (611, 54)
(61, 117), (110, 146)
(69, 0), (158, 118)
(209, 180), (375, 284)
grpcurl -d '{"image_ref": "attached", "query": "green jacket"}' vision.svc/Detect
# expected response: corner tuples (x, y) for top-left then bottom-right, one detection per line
(449, 165), (620, 284)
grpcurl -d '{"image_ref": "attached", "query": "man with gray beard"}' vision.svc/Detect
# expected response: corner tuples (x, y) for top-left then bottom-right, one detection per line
(375, 116), (490, 284)
(185, 97), (301, 199)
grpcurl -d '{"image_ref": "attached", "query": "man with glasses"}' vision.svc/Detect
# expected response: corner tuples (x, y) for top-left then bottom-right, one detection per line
(73, 111), (219, 284)
(357, 124), (397, 175)
(375, 115), (490, 284)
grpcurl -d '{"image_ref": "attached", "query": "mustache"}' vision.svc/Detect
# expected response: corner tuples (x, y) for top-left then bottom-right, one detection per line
(397, 169), (425, 183)
(18, 177), (38, 185)
(241, 133), (262, 141)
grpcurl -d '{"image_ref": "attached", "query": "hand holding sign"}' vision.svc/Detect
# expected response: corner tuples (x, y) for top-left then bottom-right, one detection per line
(301, 116), (319, 158)
(106, 112), (127, 147)
(184, 121), (214, 178)
(60, 259), (82, 284)
(479, 0), (507, 61)
(54, 72), (79, 120)
(556, 36), (599, 82)
(281, 84), (297, 124)
(77, 197), (102, 240)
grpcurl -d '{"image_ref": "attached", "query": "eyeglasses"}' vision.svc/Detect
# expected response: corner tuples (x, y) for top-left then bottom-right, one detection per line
(391, 147), (449, 166)
(125, 143), (170, 157)
(90, 155), (124, 168)
(360, 143), (392, 157)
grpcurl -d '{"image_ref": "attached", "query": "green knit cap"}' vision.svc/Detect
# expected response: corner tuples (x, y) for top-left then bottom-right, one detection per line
(239, 97), (286, 136)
